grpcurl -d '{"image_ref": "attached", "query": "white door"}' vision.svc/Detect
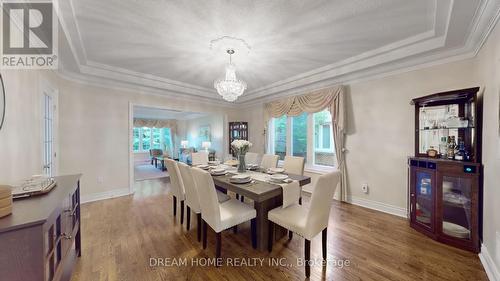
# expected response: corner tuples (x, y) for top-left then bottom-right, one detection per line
(42, 89), (57, 177)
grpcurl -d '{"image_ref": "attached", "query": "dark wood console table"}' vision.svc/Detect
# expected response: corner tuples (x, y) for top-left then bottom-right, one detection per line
(0, 174), (82, 281)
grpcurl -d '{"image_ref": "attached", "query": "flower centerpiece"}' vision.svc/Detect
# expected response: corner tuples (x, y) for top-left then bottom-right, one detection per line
(231, 139), (252, 172)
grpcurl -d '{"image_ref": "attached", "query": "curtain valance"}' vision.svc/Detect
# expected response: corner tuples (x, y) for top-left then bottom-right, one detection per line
(133, 118), (177, 130)
(264, 85), (345, 136)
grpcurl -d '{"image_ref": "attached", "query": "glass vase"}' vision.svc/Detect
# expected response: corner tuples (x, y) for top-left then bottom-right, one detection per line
(237, 154), (246, 173)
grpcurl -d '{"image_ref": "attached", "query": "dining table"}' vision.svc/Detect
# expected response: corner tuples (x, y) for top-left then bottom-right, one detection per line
(211, 168), (311, 251)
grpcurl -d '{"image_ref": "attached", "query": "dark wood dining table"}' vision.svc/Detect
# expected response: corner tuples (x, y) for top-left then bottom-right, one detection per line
(212, 170), (311, 251)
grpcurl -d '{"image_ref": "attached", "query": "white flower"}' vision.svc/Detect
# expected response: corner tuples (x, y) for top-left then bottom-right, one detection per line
(231, 140), (252, 154)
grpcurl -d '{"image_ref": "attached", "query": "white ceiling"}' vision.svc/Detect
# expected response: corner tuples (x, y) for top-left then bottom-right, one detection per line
(57, 0), (500, 104)
(133, 106), (208, 120)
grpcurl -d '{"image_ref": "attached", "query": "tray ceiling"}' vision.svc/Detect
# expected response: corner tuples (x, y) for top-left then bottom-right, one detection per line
(57, 0), (500, 104)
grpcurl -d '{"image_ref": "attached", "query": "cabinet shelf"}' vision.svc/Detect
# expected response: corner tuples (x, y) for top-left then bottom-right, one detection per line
(419, 126), (475, 131)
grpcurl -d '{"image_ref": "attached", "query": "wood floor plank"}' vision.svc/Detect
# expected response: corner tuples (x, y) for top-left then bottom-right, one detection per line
(70, 178), (488, 281)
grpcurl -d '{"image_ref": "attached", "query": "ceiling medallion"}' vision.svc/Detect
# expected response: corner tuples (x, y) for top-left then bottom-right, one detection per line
(211, 36), (250, 102)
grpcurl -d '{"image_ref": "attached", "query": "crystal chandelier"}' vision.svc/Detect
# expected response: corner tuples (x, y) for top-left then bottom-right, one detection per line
(214, 49), (247, 102)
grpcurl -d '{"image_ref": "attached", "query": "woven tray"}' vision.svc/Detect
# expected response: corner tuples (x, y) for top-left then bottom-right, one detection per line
(0, 204), (12, 218)
(0, 185), (11, 199)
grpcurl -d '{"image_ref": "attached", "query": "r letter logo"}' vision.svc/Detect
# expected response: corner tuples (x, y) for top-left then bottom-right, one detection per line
(1, 1), (58, 69)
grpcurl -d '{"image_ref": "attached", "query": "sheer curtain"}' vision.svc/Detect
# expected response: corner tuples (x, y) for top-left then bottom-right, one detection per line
(264, 86), (347, 201)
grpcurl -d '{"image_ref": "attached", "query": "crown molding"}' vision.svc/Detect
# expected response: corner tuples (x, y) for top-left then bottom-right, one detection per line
(55, 0), (500, 105)
(471, 0), (500, 55)
(237, 48), (477, 108)
(81, 61), (218, 99)
(55, 68), (235, 108)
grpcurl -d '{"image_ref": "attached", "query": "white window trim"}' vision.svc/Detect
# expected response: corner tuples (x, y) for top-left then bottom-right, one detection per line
(268, 111), (336, 171)
(315, 123), (333, 151)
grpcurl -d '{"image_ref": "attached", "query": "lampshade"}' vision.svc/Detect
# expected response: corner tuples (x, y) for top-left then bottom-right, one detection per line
(181, 140), (189, 148)
(202, 141), (211, 149)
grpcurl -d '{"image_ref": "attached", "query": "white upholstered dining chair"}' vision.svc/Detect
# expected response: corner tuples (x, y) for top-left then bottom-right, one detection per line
(244, 152), (260, 165)
(191, 151), (209, 165)
(283, 156), (305, 175)
(260, 154), (279, 169)
(283, 155), (306, 204)
(191, 168), (257, 261)
(267, 171), (340, 278)
(164, 159), (186, 224)
(177, 162), (230, 241)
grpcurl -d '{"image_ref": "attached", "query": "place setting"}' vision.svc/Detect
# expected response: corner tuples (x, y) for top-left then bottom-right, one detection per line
(229, 174), (253, 184)
(209, 167), (228, 176)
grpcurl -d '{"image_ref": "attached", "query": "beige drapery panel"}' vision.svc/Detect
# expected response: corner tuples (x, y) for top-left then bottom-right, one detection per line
(133, 118), (178, 156)
(264, 86), (347, 201)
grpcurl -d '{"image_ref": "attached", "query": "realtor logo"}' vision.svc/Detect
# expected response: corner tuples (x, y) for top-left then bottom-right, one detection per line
(1, 1), (58, 69)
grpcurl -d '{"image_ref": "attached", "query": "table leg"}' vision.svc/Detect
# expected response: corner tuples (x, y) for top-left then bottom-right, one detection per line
(254, 195), (286, 251)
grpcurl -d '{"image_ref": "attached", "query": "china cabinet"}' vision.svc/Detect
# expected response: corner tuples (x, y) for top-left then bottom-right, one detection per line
(408, 87), (482, 253)
(228, 122), (248, 156)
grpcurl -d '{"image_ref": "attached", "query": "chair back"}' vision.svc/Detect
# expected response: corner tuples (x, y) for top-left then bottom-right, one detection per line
(260, 154), (279, 169)
(177, 162), (200, 213)
(305, 171), (340, 236)
(245, 152), (259, 165)
(164, 159), (185, 199)
(283, 156), (305, 175)
(192, 151), (209, 165)
(150, 149), (163, 157)
(190, 167), (221, 228)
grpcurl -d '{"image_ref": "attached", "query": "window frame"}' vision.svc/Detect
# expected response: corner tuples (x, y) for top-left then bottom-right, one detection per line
(133, 127), (173, 154)
(267, 110), (336, 172)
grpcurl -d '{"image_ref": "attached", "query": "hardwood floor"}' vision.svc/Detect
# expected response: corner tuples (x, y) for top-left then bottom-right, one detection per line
(70, 178), (488, 281)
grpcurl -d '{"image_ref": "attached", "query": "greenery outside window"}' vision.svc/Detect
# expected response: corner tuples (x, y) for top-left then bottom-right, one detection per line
(133, 127), (173, 156)
(268, 109), (335, 169)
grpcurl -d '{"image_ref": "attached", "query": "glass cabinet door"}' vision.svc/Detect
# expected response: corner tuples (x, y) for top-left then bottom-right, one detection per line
(440, 176), (472, 240)
(414, 170), (433, 229)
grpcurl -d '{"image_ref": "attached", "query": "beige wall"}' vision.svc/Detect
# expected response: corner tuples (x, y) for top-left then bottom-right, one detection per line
(228, 103), (266, 154)
(178, 114), (226, 159)
(346, 59), (479, 207)
(475, 20), (500, 273)
(0, 70), (58, 185)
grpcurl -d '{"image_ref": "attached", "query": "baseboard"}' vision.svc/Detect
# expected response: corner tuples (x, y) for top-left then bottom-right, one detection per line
(346, 195), (407, 218)
(81, 188), (133, 204)
(479, 244), (500, 281)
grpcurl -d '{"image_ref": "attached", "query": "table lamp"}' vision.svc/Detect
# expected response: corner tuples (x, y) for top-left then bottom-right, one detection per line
(181, 140), (188, 148)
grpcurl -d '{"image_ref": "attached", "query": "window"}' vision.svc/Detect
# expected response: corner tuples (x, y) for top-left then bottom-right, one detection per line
(133, 128), (140, 151)
(273, 115), (287, 160)
(269, 109), (335, 168)
(152, 128), (161, 149)
(43, 93), (54, 177)
(133, 127), (173, 155)
(291, 113), (308, 159)
(141, 127), (151, 151)
(313, 111), (335, 167)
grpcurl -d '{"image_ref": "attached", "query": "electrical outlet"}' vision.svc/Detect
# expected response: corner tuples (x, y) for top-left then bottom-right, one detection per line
(361, 183), (369, 194)
(97, 176), (104, 184)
